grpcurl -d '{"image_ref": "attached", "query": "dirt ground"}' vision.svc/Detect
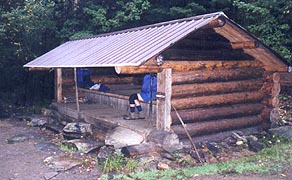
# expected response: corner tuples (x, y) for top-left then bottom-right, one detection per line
(0, 118), (101, 180)
(0, 117), (291, 180)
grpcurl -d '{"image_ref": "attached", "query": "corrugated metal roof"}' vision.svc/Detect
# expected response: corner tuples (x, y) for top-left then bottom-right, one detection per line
(24, 12), (226, 68)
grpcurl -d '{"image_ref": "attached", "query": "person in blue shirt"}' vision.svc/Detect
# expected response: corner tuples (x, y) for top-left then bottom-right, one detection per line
(124, 74), (157, 120)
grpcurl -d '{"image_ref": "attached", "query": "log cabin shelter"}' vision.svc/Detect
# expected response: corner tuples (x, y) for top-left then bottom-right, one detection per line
(24, 12), (291, 143)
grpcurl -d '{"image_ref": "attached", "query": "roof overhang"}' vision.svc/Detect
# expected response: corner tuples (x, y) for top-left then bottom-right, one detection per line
(24, 11), (290, 72)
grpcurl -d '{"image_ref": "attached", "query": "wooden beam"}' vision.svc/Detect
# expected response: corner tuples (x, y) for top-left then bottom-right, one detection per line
(173, 39), (258, 50)
(156, 68), (172, 131)
(230, 41), (259, 49)
(172, 116), (263, 138)
(115, 60), (263, 74)
(91, 76), (136, 84)
(172, 68), (264, 84)
(214, 21), (287, 69)
(171, 103), (264, 124)
(172, 79), (263, 97)
(73, 68), (80, 115)
(171, 91), (264, 110)
(279, 72), (292, 85)
(55, 68), (63, 103)
(28, 67), (50, 71)
(162, 48), (254, 60)
(202, 18), (226, 29)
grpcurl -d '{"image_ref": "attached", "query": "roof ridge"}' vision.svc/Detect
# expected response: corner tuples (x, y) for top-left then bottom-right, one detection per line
(72, 11), (226, 41)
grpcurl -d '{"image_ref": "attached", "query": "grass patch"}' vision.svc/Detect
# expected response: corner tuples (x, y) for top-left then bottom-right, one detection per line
(57, 142), (78, 152)
(101, 138), (292, 180)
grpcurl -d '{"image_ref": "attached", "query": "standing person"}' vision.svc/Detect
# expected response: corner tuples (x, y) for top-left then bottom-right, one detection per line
(124, 74), (157, 120)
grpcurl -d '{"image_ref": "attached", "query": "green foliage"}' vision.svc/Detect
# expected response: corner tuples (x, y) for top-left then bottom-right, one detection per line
(106, 139), (292, 179)
(232, 0), (292, 60)
(100, 151), (125, 173)
(1, 0), (292, 105)
(0, 0), (56, 61)
(57, 142), (78, 152)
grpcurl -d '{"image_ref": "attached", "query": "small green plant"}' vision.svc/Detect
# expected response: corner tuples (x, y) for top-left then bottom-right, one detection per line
(124, 158), (139, 172)
(57, 142), (78, 152)
(101, 151), (125, 173)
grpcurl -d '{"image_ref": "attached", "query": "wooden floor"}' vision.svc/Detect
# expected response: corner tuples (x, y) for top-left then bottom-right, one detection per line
(51, 102), (156, 136)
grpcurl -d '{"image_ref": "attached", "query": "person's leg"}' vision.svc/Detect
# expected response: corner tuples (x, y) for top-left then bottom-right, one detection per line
(136, 93), (145, 119)
(124, 94), (139, 120)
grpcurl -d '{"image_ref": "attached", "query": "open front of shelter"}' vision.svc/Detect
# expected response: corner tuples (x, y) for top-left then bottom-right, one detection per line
(24, 12), (292, 144)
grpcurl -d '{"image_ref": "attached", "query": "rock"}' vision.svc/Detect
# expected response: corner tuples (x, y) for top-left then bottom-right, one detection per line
(147, 130), (183, 153)
(44, 172), (58, 180)
(157, 161), (170, 170)
(161, 152), (175, 161)
(190, 149), (205, 163)
(6, 134), (29, 144)
(137, 155), (159, 171)
(248, 135), (258, 141)
(105, 127), (144, 148)
(236, 140), (244, 146)
(63, 122), (93, 136)
(29, 116), (53, 127)
(41, 108), (54, 116)
(204, 154), (218, 164)
(205, 142), (220, 154)
(34, 143), (62, 153)
(67, 139), (104, 153)
(97, 146), (114, 164)
(269, 126), (292, 138)
(42, 108), (64, 122)
(44, 155), (82, 172)
(247, 138), (264, 152)
(162, 133), (183, 153)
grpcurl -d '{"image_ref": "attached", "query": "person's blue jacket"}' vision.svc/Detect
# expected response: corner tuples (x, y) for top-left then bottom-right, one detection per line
(140, 74), (157, 102)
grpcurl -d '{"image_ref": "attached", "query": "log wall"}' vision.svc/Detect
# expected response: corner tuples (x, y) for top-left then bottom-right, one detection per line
(170, 63), (267, 139)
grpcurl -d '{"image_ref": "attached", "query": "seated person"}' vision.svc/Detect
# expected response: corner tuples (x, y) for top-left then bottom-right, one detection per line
(124, 74), (157, 120)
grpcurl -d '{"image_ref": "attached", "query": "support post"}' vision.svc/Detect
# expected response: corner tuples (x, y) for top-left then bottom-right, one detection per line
(56, 68), (63, 103)
(74, 68), (80, 114)
(156, 68), (172, 131)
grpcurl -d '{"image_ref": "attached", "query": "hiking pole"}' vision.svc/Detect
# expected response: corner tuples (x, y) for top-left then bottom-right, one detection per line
(172, 105), (203, 164)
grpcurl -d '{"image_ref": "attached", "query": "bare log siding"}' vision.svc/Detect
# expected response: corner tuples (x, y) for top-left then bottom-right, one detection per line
(171, 91), (264, 110)
(171, 103), (264, 125)
(172, 79), (263, 97)
(172, 68), (264, 84)
(172, 116), (263, 138)
(170, 65), (266, 137)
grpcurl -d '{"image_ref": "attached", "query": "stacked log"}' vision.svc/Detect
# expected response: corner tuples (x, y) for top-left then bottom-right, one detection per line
(171, 103), (264, 125)
(260, 72), (281, 127)
(170, 63), (266, 138)
(115, 60), (263, 74)
(172, 116), (263, 138)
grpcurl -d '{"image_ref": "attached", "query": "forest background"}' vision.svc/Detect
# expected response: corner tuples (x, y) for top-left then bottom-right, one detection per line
(0, 0), (291, 106)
